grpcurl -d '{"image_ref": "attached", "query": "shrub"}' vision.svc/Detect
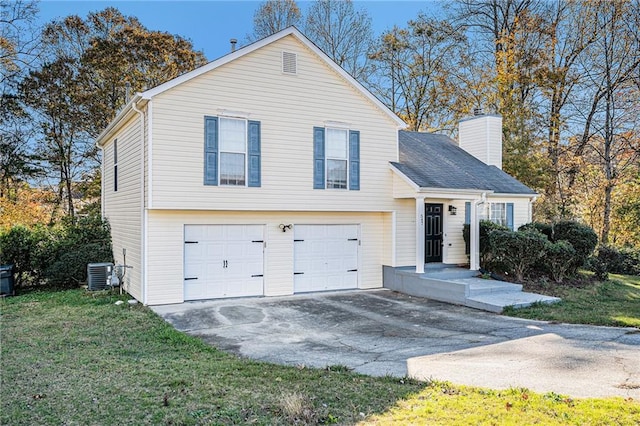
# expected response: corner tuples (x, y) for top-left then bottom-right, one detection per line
(0, 225), (48, 288)
(40, 215), (113, 288)
(544, 240), (576, 283)
(518, 222), (553, 240)
(553, 220), (598, 274)
(489, 229), (547, 281)
(0, 215), (113, 290)
(463, 220), (510, 270)
(590, 245), (640, 280)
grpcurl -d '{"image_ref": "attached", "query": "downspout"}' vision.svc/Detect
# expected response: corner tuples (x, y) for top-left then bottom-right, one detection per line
(131, 101), (147, 305)
(100, 147), (105, 219)
(528, 196), (537, 223)
(470, 192), (487, 271)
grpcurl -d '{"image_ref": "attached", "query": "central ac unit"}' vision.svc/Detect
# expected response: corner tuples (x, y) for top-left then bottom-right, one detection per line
(87, 262), (113, 291)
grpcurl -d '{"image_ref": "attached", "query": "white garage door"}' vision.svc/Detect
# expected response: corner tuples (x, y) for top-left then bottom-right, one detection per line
(294, 224), (359, 293)
(184, 225), (264, 301)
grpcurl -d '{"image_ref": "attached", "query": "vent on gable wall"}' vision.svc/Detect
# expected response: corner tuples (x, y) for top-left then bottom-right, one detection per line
(282, 51), (297, 74)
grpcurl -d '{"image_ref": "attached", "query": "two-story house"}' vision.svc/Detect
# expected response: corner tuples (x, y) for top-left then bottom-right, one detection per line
(96, 27), (536, 306)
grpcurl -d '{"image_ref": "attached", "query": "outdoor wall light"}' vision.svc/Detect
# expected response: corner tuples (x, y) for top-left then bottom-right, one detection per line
(448, 205), (457, 215)
(279, 224), (292, 232)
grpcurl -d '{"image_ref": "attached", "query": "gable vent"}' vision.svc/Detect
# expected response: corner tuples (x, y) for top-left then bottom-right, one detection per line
(282, 51), (297, 74)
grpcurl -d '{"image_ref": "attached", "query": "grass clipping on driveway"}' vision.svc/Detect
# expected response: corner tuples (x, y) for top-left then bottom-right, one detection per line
(2, 290), (638, 425)
(503, 274), (640, 328)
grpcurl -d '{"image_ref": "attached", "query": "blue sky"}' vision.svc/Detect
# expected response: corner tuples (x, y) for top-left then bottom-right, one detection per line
(38, 1), (446, 60)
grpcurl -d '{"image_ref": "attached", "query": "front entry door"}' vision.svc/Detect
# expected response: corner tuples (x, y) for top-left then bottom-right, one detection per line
(425, 204), (443, 263)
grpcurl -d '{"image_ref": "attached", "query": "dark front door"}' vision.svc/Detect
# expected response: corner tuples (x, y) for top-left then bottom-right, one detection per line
(425, 203), (443, 263)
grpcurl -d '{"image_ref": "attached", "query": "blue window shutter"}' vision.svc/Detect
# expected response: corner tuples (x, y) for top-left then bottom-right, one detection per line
(506, 203), (514, 230)
(313, 127), (325, 189)
(247, 120), (261, 187)
(349, 130), (360, 190)
(204, 116), (218, 185)
(465, 202), (471, 224)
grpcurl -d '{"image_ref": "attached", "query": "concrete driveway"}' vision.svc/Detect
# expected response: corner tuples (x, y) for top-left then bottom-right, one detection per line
(152, 289), (640, 399)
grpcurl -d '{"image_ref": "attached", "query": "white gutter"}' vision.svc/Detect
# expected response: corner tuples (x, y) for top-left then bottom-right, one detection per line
(131, 100), (147, 306)
(96, 94), (143, 148)
(147, 101), (153, 209)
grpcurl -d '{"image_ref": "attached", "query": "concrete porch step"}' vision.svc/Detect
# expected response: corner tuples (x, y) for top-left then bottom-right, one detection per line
(424, 268), (478, 280)
(458, 278), (523, 296)
(383, 265), (562, 314)
(465, 291), (561, 313)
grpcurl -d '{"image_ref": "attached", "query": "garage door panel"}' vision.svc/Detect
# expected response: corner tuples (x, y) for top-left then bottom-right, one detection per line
(294, 224), (359, 293)
(184, 225), (264, 301)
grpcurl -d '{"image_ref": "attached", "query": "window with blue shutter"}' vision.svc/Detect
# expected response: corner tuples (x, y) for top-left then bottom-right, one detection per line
(314, 126), (360, 190)
(506, 202), (514, 230)
(204, 116), (261, 187)
(349, 130), (360, 190)
(204, 117), (218, 185)
(313, 127), (325, 189)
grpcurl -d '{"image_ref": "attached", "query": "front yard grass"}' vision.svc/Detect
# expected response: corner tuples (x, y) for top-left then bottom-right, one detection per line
(503, 273), (640, 328)
(1, 289), (638, 425)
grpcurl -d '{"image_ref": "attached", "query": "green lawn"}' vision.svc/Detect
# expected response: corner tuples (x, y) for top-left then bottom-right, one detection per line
(2, 289), (638, 425)
(504, 274), (640, 328)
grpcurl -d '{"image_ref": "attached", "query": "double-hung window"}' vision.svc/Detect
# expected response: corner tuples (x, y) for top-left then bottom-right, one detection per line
(204, 116), (261, 187)
(219, 118), (247, 185)
(326, 128), (348, 189)
(490, 202), (506, 226)
(464, 202), (515, 230)
(489, 202), (514, 230)
(313, 126), (359, 190)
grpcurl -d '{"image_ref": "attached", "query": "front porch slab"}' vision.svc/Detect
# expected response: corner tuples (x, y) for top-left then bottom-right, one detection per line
(383, 265), (560, 313)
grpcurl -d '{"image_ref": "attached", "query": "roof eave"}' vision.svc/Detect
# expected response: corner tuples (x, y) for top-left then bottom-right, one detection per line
(95, 94), (147, 147)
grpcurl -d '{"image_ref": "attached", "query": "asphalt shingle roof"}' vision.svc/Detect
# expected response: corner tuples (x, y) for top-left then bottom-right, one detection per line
(391, 130), (536, 195)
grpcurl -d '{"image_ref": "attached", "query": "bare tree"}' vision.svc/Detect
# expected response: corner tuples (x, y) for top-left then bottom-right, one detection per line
(249, 0), (301, 41)
(304, 0), (373, 82)
(571, 0), (640, 243)
(0, 0), (42, 198)
(369, 16), (467, 132)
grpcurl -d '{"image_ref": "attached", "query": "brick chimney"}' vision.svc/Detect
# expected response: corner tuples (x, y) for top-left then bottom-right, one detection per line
(458, 110), (503, 169)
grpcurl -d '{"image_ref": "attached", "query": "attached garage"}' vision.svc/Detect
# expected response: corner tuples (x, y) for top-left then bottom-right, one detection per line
(183, 225), (264, 300)
(293, 224), (359, 293)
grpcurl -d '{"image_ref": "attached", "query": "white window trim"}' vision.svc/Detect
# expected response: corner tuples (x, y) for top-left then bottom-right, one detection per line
(217, 109), (251, 119)
(218, 117), (248, 187)
(325, 127), (349, 190)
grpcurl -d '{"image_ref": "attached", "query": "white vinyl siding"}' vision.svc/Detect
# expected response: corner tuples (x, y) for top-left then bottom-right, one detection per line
(145, 210), (385, 305)
(394, 199), (416, 266)
(102, 115), (143, 301)
(149, 35), (399, 212)
(458, 115), (503, 169)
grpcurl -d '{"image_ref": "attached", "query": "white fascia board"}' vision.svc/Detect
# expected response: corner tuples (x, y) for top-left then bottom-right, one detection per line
(490, 192), (539, 199)
(417, 189), (492, 200)
(140, 26), (406, 128)
(95, 94), (147, 147)
(389, 164), (420, 191)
